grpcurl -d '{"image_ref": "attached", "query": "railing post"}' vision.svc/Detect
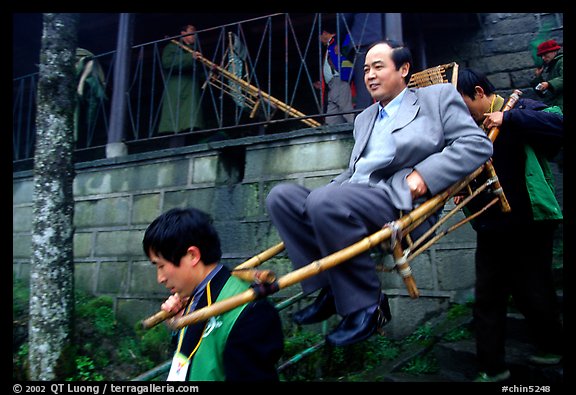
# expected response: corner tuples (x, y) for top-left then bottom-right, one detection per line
(385, 13), (403, 43)
(106, 13), (133, 158)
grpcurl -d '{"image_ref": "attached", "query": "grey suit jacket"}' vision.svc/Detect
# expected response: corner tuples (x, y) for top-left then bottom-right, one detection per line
(332, 83), (493, 211)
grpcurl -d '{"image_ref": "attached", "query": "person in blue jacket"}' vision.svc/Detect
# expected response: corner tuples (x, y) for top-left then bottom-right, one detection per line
(457, 68), (564, 382)
(317, 27), (355, 125)
(341, 13), (385, 110)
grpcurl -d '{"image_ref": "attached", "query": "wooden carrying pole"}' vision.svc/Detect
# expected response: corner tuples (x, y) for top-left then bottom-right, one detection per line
(232, 242), (285, 271)
(171, 40), (321, 128)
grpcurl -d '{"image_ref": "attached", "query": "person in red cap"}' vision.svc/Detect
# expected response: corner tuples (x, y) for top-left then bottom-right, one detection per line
(530, 38), (563, 212)
(531, 39), (563, 110)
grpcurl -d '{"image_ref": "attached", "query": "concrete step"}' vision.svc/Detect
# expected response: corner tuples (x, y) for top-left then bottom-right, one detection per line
(432, 314), (563, 383)
(329, 294), (563, 383)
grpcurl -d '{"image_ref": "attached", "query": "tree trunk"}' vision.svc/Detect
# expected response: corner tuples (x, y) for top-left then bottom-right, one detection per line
(28, 13), (79, 381)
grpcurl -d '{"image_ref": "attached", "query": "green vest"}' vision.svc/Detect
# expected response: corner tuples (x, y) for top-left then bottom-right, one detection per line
(524, 105), (563, 221)
(188, 276), (250, 381)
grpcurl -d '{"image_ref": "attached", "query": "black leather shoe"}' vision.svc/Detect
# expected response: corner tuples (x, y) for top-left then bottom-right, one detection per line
(326, 293), (392, 347)
(293, 288), (336, 325)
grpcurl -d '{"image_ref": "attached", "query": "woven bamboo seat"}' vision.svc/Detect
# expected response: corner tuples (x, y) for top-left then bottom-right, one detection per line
(408, 62), (459, 88)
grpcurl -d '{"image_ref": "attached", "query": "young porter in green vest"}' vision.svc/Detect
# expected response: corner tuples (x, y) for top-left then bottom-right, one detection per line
(457, 68), (563, 383)
(143, 207), (284, 381)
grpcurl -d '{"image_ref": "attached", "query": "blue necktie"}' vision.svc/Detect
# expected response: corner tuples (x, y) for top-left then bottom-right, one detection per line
(379, 107), (388, 121)
(380, 107), (387, 119)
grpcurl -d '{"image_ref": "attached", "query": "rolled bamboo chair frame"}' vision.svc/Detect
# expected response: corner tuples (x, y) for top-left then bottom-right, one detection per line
(142, 62), (518, 331)
(408, 62), (459, 88)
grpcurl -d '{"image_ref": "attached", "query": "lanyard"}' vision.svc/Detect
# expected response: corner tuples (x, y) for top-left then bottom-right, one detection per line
(188, 264), (222, 311)
(175, 281), (213, 361)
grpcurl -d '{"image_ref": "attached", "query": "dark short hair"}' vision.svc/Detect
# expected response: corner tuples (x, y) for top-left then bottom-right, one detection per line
(321, 20), (337, 34)
(180, 24), (195, 32)
(366, 40), (413, 84)
(457, 68), (496, 99)
(143, 207), (222, 266)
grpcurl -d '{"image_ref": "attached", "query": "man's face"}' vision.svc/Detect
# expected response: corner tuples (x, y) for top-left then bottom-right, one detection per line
(363, 43), (408, 105)
(540, 51), (556, 64)
(461, 86), (496, 125)
(319, 31), (332, 46)
(182, 25), (197, 46)
(149, 249), (196, 297)
(461, 92), (487, 124)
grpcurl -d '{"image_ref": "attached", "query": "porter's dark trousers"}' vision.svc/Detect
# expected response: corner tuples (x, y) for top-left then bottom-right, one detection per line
(474, 222), (563, 375)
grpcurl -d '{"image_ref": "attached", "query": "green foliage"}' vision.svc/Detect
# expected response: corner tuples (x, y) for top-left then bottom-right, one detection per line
(139, 325), (175, 363)
(400, 354), (439, 375)
(282, 328), (323, 356)
(363, 336), (400, 368)
(13, 277), (30, 320)
(116, 325), (173, 374)
(13, 279), (30, 380)
(13, 344), (29, 380)
(280, 331), (400, 381)
(446, 303), (471, 320)
(72, 296), (172, 379)
(75, 293), (116, 337)
(443, 326), (472, 342)
(279, 328), (325, 381)
(66, 356), (104, 381)
(12, 280), (173, 381)
(114, 338), (155, 374)
(404, 322), (434, 346)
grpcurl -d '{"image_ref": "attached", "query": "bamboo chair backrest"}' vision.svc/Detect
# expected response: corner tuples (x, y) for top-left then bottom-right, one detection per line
(408, 62), (459, 89)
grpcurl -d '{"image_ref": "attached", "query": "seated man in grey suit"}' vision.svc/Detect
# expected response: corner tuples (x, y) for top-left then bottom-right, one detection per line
(265, 40), (494, 347)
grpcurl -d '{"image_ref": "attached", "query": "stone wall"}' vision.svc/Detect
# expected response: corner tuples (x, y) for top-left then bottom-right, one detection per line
(13, 125), (477, 339)
(425, 13), (563, 95)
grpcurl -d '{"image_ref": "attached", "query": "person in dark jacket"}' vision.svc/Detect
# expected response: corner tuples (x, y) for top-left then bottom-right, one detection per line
(143, 207), (284, 381)
(158, 24), (205, 147)
(457, 68), (563, 382)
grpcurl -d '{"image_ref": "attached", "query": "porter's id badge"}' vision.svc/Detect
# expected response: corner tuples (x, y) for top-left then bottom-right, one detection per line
(167, 352), (189, 381)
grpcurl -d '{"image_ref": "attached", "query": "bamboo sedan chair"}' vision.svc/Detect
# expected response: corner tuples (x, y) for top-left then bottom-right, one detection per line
(141, 62), (517, 332)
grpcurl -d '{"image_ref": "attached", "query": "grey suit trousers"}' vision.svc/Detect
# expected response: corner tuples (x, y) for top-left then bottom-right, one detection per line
(266, 182), (437, 316)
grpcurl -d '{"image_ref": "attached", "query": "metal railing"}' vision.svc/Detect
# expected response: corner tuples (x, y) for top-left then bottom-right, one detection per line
(13, 13), (363, 166)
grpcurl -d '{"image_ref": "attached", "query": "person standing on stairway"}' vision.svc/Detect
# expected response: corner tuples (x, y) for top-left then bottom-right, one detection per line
(456, 68), (564, 382)
(157, 24), (206, 147)
(315, 24), (355, 125)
